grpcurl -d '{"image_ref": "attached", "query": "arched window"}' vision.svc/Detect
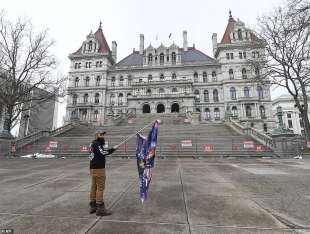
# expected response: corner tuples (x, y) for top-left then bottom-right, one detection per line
(95, 93), (100, 104)
(146, 89), (152, 95)
(238, 29), (243, 40)
(214, 108), (220, 120)
(127, 93), (132, 97)
(232, 106), (238, 118)
(213, 89), (219, 102)
(94, 110), (98, 121)
(82, 110), (87, 120)
(257, 86), (264, 99)
(172, 87), (178, 93)
(171, 103), (179, 113)
(194, 72), (198, 83)
(159, 88), (165, 94)
(172, 52), (176, 64)
(148, 53), (153, 64)
(84, 94), (88, 103)
(212, 71), (217, 81)
(75, 77), (79, 87)
(110, 94), (115, 105)
(246, 105), (252, 117)
(118, 93), (123, 105)
(194, 90), (200, 103)
(71, 110), (76, 119)
(88, 40), (93, 51)
(85, 77), (90, 87)
(204, 90), (209, 102)
(111, 77), (115, 86)
(242, 68), (247, 79)
(260, 106), (266, 118)
(203, 72), (208, 83)
(229, 69), (234, 80)
(230, 87), (236, 100)
(148, 74), (152, 82)
(244, 87), (250, 97)
(96, 76), (100, 86)
(160, 53), (164, 65)
(160, 74), (164, 80)
(172, 73), (176, 80)
(205, 108), (210, 120)
(72, 94), (77, 105)
(119, 76), (124, 86)
(143, 104), (151, 113)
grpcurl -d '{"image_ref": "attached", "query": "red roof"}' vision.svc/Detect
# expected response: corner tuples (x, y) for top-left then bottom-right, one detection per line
(72, 26), (110, 55)
(221, 15), (236, 44)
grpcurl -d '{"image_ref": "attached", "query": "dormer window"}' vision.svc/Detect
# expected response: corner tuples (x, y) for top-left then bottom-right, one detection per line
(148, 53), (152, 64)
(238, 29), (243, 40)
(160, 53), (164, 65)
(88, 41), (93, 51)
(172, 52), (176, 64)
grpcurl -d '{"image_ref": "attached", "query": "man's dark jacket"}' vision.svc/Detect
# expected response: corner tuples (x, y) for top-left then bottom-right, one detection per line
(90, 139), (115, 169)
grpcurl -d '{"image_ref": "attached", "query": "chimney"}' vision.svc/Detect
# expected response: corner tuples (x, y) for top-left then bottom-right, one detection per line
(183, 30), (188, 51)
(139, 34), (144, 55)
(212, 33), (217, 56)
(112, 41), (117, 62)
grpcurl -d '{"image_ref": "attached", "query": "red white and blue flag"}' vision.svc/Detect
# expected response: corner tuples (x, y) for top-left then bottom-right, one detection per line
(136, 121), (159, 203)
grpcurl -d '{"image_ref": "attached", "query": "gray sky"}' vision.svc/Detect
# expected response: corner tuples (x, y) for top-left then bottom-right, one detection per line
(2, 0), (286, 128)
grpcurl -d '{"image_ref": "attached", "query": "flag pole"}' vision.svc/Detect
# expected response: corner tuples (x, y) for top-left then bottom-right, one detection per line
(113, 120), (158, 149)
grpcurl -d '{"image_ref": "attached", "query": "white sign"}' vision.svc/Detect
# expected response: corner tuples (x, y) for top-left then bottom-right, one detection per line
(181, 140), (192, 147)
(49, 141), (58, 148)
(244, 141), (254, 149)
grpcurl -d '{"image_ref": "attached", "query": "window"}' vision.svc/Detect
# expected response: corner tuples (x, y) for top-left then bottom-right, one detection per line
(213, 89), (219, 102)
(260, 106), (266, 118)
(148, 74), (152, 82)
(111, 77), (115, 86)
(238, 29), (243, 40)
(194, 90), (200, 102)
(146, 89), (152, 95)
(230, 87), (236, 100)
(232, 106), (238, 118)
(172, 73), (176, 80)
(204, 90), (209, 102)
(255, 68), (260, 76)
(287, 113), (292, 118)
(159, 88), (165, 94)
(252, 51), (260, 58)
(226, 53), (230, 60)
(94, 110), (98, 121)
(205, 108), (211, 120)
(246, 106), (252, 117)
(172, 52), (176, 64)
(72, 94), (77, 105)
(242, 68), (247, 79)
(300, 119), (304, 128)
(203, 72), (207, 83)
(212, 71), (217, 81)
(119, 76), (124, 86)
(75, 77), (79, 87)
(214, 108), (220, 120)
(88, 40), (93, 51)
(128, 75), (132, 85)
(84, 93), (89, 103)
(257, 86), (263, 99)
(172, 87), (178, 93)
(239, 52), (243, 59)
(288, 119), (293, 128)
(82, 110), (87, 120)
(243, 52), (246, 59)
(229, 69), (234, 80)
(160, 53), (164, 65)
(85, 77), (90, 87)
(230, 53), (234, 59)
(244, 87), (250, 97)
(96, 76), (100, 86)
(110, 94), (115, 105)
(160, 74), (164, 81)
(148, 53), (153, 64)
(118, 93), (123, 105)
(194, 72), (198, 83)
(139, 78), (143, 83)
(263, 123), (268, 132)
(95, 93), (100, 104)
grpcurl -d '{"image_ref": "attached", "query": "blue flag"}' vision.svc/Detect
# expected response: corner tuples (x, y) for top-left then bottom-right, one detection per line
(136, 121), (159, 203)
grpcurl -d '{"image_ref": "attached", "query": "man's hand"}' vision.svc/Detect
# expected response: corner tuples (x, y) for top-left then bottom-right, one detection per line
(112, 144), (119, 150)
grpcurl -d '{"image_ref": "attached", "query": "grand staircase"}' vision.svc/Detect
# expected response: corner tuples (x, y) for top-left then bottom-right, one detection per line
(15, 114), (276, 158)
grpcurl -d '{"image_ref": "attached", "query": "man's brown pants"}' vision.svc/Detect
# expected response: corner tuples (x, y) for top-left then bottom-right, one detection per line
(90, 168), (106, 204)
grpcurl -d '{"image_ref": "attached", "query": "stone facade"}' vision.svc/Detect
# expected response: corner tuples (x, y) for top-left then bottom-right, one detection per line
(65, 13), (275, 132)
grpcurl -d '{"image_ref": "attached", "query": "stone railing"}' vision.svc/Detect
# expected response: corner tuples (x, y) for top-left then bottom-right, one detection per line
(228, 119), (275, 149)
(49, 123), (75, 136)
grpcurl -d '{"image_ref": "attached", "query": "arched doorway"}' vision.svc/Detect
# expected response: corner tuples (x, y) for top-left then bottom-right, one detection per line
(157, 104), (165, 113)
(171, 103), (179, 113)
(142, 104), (150, 113)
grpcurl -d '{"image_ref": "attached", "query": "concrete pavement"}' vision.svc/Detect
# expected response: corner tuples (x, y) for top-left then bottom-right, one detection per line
(0, 158), (310, 234)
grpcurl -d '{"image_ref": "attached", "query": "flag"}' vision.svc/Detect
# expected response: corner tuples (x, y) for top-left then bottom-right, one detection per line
(135, 121), (159, 203)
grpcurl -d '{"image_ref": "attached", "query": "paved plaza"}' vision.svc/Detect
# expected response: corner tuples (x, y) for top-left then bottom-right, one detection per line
(0, 157), (310, 234)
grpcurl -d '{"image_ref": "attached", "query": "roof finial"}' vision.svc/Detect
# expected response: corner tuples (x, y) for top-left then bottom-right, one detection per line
(99, 21), (102, 30)
(229, 9), (232, 19)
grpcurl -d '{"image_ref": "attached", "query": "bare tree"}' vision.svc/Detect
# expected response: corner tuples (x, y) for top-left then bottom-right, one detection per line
(252, 0), (310, 141)
(0, 11), (66, 134)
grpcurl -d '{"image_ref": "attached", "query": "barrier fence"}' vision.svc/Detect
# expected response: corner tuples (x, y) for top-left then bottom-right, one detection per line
(12, 139), (283, 158)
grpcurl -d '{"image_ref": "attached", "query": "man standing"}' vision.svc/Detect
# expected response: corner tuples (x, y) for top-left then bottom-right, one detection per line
(89, 130), (117, 216)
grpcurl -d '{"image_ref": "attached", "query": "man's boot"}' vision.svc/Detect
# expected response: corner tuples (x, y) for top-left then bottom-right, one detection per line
(96, 203), (112, 216)
(89, 201), (97, 214)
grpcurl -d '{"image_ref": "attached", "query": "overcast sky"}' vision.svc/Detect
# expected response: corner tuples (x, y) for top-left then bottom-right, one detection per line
(2, 0), (286, 128)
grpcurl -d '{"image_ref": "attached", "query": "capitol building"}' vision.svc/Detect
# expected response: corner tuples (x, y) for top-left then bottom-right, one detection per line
(65, 12), (275, 131)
